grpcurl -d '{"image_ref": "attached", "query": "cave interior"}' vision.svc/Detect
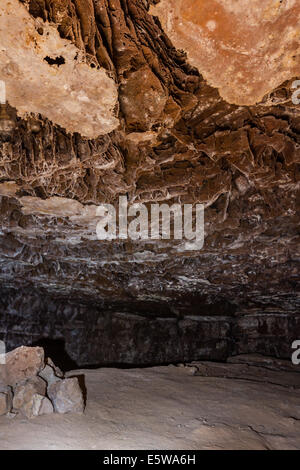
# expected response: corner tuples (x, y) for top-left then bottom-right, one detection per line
(0, 0), (299, 451)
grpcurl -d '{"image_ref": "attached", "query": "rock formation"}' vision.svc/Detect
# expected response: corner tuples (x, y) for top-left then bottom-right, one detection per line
(0, 346), (84, 418)
(0, 0), (299, 366)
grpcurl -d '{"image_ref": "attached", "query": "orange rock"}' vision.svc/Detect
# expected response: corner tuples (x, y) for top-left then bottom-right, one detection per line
(151, 0), (300, 105)
(1, 346), (44, 387)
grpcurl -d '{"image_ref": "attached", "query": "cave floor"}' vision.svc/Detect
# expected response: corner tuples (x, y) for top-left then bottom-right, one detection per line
(0, 365), (300, 450)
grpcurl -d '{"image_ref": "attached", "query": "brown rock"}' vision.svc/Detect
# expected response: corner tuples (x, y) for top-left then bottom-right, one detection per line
(119, 66), (167, 131)
(2, 346), (44, 387)
(0, 385), (12, 416)
(13, 376), (47, 418)
(0, 367), (7, 389)
(0, 0), (119, 138)
(48, 378), (84, 414)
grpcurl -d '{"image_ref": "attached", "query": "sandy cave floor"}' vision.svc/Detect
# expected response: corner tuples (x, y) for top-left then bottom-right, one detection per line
(0, 365), (300, 450)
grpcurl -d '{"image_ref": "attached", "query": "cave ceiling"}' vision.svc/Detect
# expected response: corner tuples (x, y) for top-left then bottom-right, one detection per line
(0, 0), (299, 327)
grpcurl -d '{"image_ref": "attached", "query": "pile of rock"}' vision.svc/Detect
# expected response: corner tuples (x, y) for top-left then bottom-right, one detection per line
(0, 346), (84, 418)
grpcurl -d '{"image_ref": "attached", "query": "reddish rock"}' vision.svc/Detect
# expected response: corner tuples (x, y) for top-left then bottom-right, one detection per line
(2, 347), (44, 387)
(13, 376), (47, 418)
(151, 0), (300, 105)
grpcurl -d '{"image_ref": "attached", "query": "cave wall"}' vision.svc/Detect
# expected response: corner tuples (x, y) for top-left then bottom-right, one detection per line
(1, 285), (299, 367)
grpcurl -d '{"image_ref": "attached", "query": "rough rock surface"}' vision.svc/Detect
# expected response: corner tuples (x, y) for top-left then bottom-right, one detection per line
(0, 346), (84, 418)
(46, 358), (64, 378)
(1, 365), (300, 450)
(0, 394), (9, 416)
(0, 0), (119, 138)
(39, 363), (62, 386)
(32, 394), (54, 416)
(1, 346), (44, 386)
(0, 0), (298, 365)
(48, 378), (84, 414)
(0, 384), (12, 416)
(151, 0), (300, 105)
(13, 376), (47, 418)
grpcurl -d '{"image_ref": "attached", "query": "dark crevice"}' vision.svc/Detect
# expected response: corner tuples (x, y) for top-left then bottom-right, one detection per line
(44, 56), (66, 67)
